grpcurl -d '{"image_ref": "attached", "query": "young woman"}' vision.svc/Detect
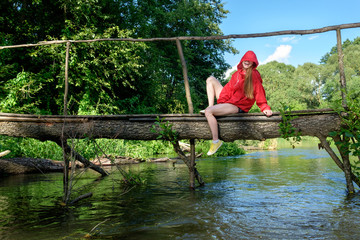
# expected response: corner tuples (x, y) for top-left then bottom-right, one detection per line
(202, 51), (272, 155)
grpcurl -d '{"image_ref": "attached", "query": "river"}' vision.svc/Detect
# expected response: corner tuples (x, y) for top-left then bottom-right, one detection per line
(1, 143), (360, 239)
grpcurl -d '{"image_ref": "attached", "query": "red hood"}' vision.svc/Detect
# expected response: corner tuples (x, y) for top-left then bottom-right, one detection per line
(237, 51), (259, 70)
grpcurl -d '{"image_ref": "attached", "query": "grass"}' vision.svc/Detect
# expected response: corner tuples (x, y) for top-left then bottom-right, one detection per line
(0, 136), (250, 161)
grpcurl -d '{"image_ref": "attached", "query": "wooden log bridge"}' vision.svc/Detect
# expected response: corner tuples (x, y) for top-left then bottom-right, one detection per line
(0, 109), (339, 141)
(0, 109), (347, 189)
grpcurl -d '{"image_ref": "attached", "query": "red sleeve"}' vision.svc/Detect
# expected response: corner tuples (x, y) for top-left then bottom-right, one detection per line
(217, 72), (238, 103)
(253, 71), (271, 111)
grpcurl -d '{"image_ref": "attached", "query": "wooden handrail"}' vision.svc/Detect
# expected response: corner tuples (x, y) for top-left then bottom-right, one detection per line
(1, 23), (360, 49)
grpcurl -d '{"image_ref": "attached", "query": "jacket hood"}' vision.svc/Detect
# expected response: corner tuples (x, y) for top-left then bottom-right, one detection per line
(237, 51), (259, 70)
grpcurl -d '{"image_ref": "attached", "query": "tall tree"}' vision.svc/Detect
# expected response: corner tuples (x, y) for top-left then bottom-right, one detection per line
(257, 61), (301, 111)
(0, 0), (236, 114)
(114, 0), (237, 113)
(293, 63), (324, 109)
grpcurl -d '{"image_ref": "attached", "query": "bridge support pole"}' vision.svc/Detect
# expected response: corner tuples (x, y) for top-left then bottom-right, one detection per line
(336, 28), (347, 109)
(176, 39), (193, 114)
(189, 139), (196, 189)
(64, 41), (70, 115)
(333, 135), (355, 193)
(172, 141), (204, 188)
(318, 135), (357, 193)
(61, 138), (71, 204)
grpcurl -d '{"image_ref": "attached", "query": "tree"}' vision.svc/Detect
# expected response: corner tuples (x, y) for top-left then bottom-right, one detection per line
(0, 0), (236, 114)
(257, 61), (301, 111)
(321, 37), (360, 104)
(112, 0), (237, 113)
(293, 63), (324, 109)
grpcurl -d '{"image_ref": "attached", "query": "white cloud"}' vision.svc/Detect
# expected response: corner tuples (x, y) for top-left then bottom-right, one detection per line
(265, 43), (272, 48)
(308, 35), (319, 40)
(262, 45), (292, 65)
(224, 65), (237, 79)
(280, 36), (296, 42)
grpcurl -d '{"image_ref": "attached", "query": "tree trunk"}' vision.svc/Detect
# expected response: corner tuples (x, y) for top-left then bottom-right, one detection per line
(0, 158), (63, 174)
(332, 135), (355, 193)
(0, 110), (340, 142)
(317, 135), (360, 188)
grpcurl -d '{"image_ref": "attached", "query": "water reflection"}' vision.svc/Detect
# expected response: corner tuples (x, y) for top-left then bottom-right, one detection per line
(0, 146), (360, 239)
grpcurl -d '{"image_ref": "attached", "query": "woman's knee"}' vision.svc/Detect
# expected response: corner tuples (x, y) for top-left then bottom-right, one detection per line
(206, 76), (217, 84)
(204, 107), (211, 116)
(204, 106), (216, 117)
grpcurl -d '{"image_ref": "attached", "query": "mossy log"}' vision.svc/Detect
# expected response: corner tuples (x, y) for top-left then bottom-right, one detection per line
(0, 158), (63, 174)
(0, 109), (340, 142)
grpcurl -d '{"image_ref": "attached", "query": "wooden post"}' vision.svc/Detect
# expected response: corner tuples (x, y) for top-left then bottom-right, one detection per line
(175, 39), (196, 188)
(334, 136), (355, 193)
(190, 139), (196, 189)
(64, 41), (70, 115)
(318, 135), (360, 188)
(336, 28), (347, 109)
(63, 41), (70, 203)
(176, 39), (194, 114)
(335, 29), (355, 193)
(62, 143), (70, 203)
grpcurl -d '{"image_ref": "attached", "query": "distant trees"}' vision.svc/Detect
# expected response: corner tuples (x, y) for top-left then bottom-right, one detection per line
(257, 37), (360, 112)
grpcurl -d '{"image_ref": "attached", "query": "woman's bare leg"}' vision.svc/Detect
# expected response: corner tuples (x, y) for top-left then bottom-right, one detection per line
(205, 103), (238, 140)
(206, 76), (223, 107)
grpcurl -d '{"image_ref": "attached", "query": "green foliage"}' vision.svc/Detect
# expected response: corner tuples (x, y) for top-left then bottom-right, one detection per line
(72, 138), (175, 160)
(278, 104), (302, 148)
(0, 136), (62, 160)
(1, 1), (360, 115)
(256, 37), (360, 112)
(257, 62), (303, 111)
(0, 71), (43, 113)
(321, 37), (360, 105)
(0, 136), (177, 161)
(195, 140), (245, 157)
(150, 117), (179, 144)
(329, 92), (360, 177)
(1, 0), (234, 114)
(293, 63), (325, 108)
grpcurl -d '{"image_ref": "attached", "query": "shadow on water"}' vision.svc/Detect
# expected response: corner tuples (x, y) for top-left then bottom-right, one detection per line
(1, 145), (360, 239)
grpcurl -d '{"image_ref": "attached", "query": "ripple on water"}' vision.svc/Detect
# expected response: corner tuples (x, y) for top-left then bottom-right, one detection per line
(1, 147), (360, 239)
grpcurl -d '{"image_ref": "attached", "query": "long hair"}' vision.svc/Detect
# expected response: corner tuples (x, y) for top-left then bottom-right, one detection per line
(244, 65), (254, 99)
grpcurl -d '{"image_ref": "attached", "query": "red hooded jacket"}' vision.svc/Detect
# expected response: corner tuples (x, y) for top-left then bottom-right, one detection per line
(217, 51), (271, 112)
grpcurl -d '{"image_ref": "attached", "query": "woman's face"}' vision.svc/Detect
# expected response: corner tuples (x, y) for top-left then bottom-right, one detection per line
(242, 61), (253, 69)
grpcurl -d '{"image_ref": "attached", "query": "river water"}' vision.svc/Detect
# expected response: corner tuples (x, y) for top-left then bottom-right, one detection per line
(1, 144), (360, 239)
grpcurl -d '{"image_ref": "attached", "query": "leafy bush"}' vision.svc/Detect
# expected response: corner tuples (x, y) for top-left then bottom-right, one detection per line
(330, 91), (360, 178)
(0, 136), (63, 160)
(195, 140), (245, 157)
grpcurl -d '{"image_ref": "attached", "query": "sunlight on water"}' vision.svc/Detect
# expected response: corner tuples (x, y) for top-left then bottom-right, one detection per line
(1, 145), (360, 239)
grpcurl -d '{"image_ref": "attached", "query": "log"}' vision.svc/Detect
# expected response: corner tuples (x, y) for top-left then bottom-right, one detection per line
(0, 156), (145, 175)
(0, 150), (10, 158)
(0, 109), (340, 142)
(0, 158), (63, 174)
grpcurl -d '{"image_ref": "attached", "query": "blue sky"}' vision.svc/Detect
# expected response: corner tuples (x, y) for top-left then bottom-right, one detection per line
(220, 0), (360, 73)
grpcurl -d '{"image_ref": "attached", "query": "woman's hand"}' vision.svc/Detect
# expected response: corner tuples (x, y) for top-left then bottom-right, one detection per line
(263, 110), (273, 117)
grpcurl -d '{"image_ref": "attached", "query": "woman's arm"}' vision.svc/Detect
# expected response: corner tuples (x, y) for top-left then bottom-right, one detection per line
(253, 71), (272, 116)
